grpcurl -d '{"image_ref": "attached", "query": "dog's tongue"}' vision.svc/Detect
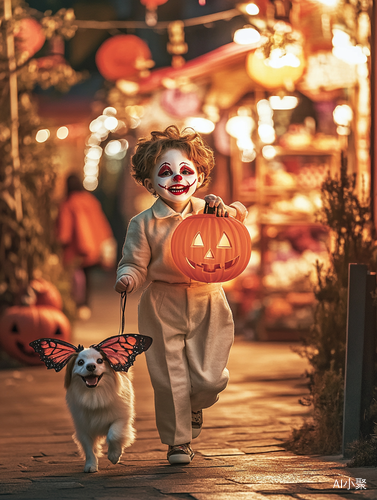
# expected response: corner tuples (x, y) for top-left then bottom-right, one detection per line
(85, 376), (98, 386)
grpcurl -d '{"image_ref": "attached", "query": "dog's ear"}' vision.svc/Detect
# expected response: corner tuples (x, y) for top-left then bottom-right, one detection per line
(64, 354), (78, 389)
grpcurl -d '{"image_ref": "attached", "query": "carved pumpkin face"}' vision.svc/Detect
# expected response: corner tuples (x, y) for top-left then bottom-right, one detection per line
(0, 306), (71, 365)
(171, 214), (251, 283)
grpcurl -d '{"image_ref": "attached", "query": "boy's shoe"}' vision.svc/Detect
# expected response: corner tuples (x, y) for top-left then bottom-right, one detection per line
(167, 443), (194, 465)
(192, 409), (203, 439)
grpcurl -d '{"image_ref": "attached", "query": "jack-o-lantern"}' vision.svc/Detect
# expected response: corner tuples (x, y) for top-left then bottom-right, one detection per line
(30, 278), (63, 310)
(0, 306), (71, 365)
(171, 211), (251, 283)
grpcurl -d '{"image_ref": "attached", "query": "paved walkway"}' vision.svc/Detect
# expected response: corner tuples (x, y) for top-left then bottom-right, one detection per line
(1, 271), (376, 499)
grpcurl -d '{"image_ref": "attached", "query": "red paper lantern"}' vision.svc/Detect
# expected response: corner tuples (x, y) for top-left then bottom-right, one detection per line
(14, 18), (45, 58)
(0, 306), (71, 365)
(95, 35), (152, 81)
(30, 278), (63, 310)
(140, 0), (168, 6)
(171, 212), (251, 283)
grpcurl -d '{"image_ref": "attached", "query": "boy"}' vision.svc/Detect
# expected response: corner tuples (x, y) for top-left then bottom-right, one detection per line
(115, 125), (247, 464)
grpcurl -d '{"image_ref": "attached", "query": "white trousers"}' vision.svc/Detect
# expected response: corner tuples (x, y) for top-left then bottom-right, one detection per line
(138, 281), (234, 446)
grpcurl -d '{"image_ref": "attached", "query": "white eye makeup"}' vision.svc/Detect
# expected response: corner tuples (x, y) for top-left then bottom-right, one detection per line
(151, 150), (200, 203)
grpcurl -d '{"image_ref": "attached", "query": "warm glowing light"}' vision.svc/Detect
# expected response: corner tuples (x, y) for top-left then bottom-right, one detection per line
(226, 115), (254, 139)
(262, 145), (277, 159)
(267, 50), (301, 68)
(317, 0), (338, 5)
(105, 140), (121, 156)
(237, 137), (254, 151)
(241, 149), (256, 163)
(333, 104), (353, 126)
(258, 124), (276, 144)
(332, 29), (350, 47)
(103, 116), (118, 131)
(269, 96), (299, 110)
(103, 107), (117, 116)
(233, 27), (260, 45)
(332, 45), (367, 64)
(84, 163), (99, 176)
(56, 126), (69, 140)
(36, 129), (50, 143)
(83, 176), (98, 191)
(86, 145), (103, 160)
(184, 117), (215, 134)
(89, 118), (102, 133)
(245, 3), (259, 15)
(86, 134), (102, 146)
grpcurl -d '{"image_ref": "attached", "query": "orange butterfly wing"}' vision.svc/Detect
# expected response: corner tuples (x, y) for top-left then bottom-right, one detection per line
(92, 334), (152, 372)
(29, 339), (81, 372)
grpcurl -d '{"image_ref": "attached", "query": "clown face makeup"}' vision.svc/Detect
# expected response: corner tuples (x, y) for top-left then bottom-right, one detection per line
(145, 149), (204, 211)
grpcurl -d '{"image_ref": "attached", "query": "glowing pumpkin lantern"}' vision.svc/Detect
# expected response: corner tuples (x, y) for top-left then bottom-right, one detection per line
(171, 209), (251, 283)
(0, 306), (71, 365)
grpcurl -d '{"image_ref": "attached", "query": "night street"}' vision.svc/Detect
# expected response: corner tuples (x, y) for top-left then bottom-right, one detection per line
(1, 272), (376, 499)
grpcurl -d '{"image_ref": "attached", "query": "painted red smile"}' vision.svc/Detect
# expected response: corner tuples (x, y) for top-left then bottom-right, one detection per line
(158, 179), (196, 196)
(186, 256), (240, 273)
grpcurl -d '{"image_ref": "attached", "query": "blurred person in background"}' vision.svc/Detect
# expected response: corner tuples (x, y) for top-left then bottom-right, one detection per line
(57, 173), (117, 319)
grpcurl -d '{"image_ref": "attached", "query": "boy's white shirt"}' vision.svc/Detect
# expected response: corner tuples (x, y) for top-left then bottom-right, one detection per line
(116, 196), (248, 292)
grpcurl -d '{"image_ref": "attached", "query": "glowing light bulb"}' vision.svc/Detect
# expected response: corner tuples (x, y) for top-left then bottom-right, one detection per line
(269, 96), (299, 110)
(86, 145), (102, 160)
(245, 3), (259, 15)
(104, 116), (118, 131)
(233, 27), (260, 45)
(36, 129), (50, 143)
(56, 126), (69, 140)
(184, 117), (215, 134)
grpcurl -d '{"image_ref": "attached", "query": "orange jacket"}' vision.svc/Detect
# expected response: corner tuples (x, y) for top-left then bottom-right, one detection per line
(57, 191), (114, 267)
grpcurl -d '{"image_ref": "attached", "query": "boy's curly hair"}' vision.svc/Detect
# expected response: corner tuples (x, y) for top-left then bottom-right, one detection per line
(131, 125), (214, 190)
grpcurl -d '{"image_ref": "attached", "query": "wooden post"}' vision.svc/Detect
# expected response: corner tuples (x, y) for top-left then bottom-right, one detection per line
(342, 264), (377, 456)
(4, 0), (23, 222)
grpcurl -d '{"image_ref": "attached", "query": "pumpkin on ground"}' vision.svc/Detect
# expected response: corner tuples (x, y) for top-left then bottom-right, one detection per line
(0, 306), (71, 365)
(171, 213), (251, 283)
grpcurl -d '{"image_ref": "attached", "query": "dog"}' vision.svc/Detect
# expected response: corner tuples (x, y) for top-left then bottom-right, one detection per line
(30, 334), (152, 473)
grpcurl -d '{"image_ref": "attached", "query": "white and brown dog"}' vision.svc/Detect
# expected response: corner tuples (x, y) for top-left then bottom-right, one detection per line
(30, 334), (152, 473)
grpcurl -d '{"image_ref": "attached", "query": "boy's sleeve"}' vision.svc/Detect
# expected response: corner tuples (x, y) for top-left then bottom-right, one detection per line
(229, 201), (248, 223)
(116, 216), (151, 291)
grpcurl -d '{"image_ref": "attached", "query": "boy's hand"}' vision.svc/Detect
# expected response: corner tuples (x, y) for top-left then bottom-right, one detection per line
(204, 194), (236, 218)
(115, 275), (135, 293)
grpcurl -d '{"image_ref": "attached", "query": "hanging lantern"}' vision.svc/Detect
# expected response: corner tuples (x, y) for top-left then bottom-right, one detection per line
(171, 208), (251, 283)
(14, 18), (45, 58)
(0, 306), (71, 365)
(96, 35), (153, 81)
(140, 0), (168, 26)
(246, 48), (305, 89)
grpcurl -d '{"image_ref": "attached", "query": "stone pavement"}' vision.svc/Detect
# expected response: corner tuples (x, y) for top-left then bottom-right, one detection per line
(0, 271), (376, 500)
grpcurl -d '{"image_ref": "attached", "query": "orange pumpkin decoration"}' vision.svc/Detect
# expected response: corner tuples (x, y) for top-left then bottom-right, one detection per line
(246, 50), (305, 89)
(95, 35), (152, 81)
(30, 278), (63, 310)
(0, 306), (71, 365)
(171, 211), (251, 283)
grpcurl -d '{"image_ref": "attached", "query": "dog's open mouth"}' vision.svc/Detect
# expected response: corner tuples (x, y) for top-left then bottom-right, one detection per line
(81, 374), (103, 388)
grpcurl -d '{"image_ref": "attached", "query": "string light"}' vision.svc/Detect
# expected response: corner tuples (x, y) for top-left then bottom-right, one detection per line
(56, 126), (69, 139)
(35, 129), (50, 143)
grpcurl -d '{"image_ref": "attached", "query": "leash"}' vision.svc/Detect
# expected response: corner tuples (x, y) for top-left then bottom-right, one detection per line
(119, 291), (127, 335)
